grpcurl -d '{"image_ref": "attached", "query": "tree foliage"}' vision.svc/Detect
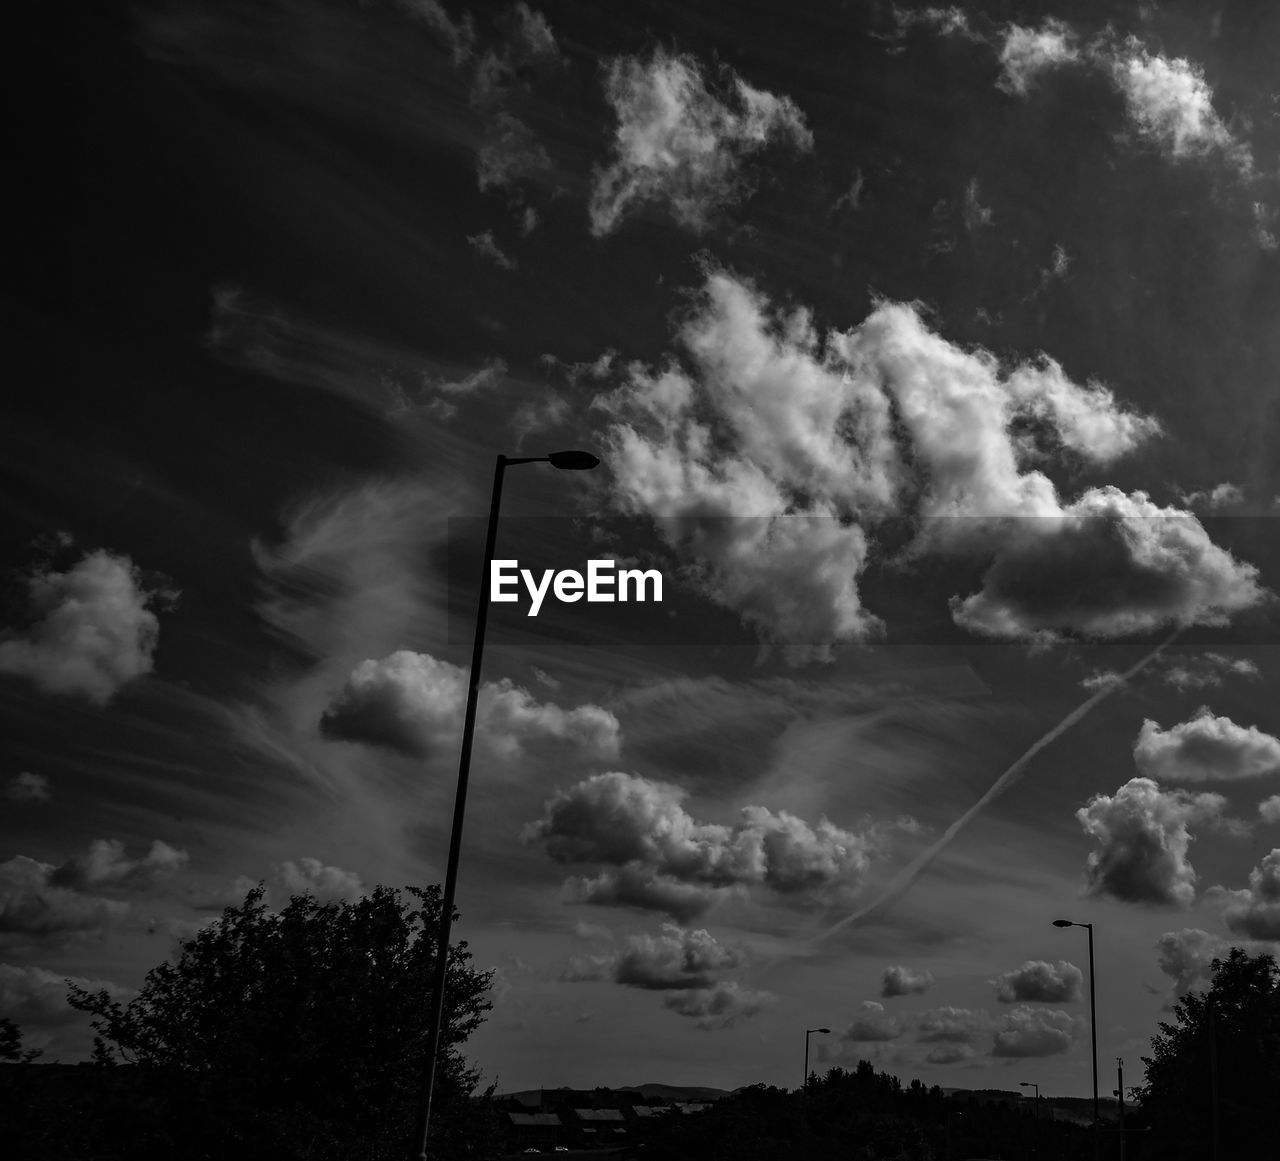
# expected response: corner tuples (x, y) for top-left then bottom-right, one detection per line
(0, 1015), (42, 1062)
(49, 882), (501, 1160)
(1136, 947), (1279, 1159)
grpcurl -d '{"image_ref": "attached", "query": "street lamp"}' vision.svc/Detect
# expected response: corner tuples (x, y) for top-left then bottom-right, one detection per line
(1053, 918), (1098, 1161)
(414, 451), (600, 1160)
(1019, 1082), (1041, 1159)
(803, 1027), (830, 1092)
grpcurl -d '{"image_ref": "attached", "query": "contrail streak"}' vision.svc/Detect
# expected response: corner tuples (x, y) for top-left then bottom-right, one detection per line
(802, 629), (1182, 949)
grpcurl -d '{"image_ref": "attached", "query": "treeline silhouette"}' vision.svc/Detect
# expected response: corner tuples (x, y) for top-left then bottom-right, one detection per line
(1, 876), (1274, 1161)
(636, 1064), (1095, 1161)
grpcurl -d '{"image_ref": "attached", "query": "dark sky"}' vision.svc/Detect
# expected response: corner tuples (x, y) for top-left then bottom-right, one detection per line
(4, 0), (1279, 1096)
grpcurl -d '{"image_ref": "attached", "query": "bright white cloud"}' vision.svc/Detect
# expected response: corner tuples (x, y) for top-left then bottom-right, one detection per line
(1104, 39), (1251, 172)
(321, 650), (621, 762)
(1260, 796), (1280, 825)
(1134, 708), (1280, 783)
(1218, 849), (1280, 941)
(590, 49), (812, 236)
(997, 20), (1081, 95)
(1076, 777), (1224, 907)
(881, 964), (934, 997)
(992, 1006), (1079, 1057)
(951, 487), (1264, 643)
(990, 959), (1083, 1003)
(595, 271), (1259, 655)
(4, 772), (51, 802)
(525, 771), (886, 914)
(0, 550), (176, 706)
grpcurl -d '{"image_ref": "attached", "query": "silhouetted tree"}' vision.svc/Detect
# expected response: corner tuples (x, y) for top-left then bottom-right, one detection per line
(1136, 948), (1279, 1159)
(0, 1016), (42, 1062)
(57, 883), (501, 1160)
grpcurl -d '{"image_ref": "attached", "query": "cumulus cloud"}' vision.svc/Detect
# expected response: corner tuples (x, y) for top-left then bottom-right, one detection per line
(992, 1006), (1079, 1057)
(1076, 777), (1224, 907)
(1104, 38), (1252, 172)
(563, 866), (725, 922)
(525, 771), (886, 915)
(0, 962), (132, 1026)
(563, 922), (746, 990)
(1178, 483), (1245, 513)
(949, 488), (1263, 642)
(48, 839), (189, 892)
(273, 858), (366, 903)
(990, 960), (1082, 1004)
(589, 48), (812, 236)
(1218, 849), (1280, 941)
(1153, 927), (1278, 994)
(914, 1006), (991, 1044)
(1260, 796), (1280, 825)
(661, 979), (776, 1029)
(881, 964), (934, 997)
(320, 650), (620, 762)
(0, 550), (177, 706)
(997, 20), (1081, 95)
(1159, 653), (1260, 691)
(594, 270), (1259, 657)
(1134, 708), (1280, 784)
(0, 856), (131, 937)
(841, 1000), (903, 1042)
(562, 923), (770, 1028)
(4, 772), (51, 802)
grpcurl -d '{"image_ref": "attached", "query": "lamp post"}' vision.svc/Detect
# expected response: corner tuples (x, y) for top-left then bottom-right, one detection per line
(1019, 1082), (1040, 1159)
(413, 450), (600, 1161)
(946, 1110), (963, 1161)
(803, 1027), (830, 1093)
(1053, 918), (1098, 1161)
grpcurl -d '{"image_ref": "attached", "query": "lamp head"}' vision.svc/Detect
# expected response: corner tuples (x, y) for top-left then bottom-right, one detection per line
(818, 1027), (830, 1034)
(1052, 919), (1074, 928)
(547, 450), (600, 470)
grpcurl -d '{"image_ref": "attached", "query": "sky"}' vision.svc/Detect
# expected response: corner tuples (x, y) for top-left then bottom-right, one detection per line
(4, 0), (1279, 1101)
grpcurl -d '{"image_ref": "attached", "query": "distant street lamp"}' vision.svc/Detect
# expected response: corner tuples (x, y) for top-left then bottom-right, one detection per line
(1019, 1082), (1041, 1158)
(414, 451), (600, 1160)
(803, 1027), (830, 1092)
(1053, 918), (1099, 1161)
(946, 1110), (963, 1161)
